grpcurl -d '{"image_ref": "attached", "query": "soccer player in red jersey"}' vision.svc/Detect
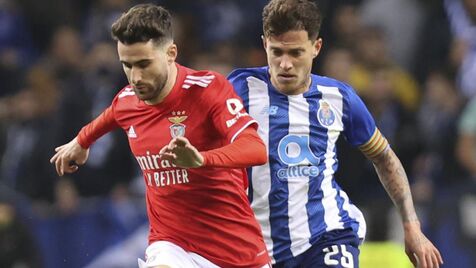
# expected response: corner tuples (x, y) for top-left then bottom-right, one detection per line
(50, 4), (272, 268)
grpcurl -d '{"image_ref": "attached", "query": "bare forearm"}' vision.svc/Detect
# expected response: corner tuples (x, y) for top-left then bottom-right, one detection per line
(371, 148), (419, 223)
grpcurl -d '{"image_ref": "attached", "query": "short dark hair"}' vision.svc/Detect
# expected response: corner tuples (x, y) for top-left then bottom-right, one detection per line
(262, 0), (322, 40)
(111, 4), (173, 45)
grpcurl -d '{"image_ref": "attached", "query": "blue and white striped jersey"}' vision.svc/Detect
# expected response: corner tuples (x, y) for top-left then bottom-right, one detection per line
(228, 67), (378, 263)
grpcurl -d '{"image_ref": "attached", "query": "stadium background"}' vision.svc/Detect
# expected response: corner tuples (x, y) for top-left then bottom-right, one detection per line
(0, 0), (475, 267)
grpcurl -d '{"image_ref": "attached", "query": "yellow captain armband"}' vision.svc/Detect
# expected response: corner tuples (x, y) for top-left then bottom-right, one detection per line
(359, 128), (389, 159)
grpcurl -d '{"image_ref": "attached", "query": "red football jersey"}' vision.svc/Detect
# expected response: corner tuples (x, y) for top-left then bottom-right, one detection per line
(79, 64), (269, 267)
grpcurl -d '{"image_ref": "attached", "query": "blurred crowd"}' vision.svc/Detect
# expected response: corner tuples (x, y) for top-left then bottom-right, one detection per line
(0, 0), (475, 267)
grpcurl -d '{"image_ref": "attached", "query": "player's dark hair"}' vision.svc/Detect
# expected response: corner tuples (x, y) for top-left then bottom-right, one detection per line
(111, 4), (173, 45)
(263, 0), (322, 40)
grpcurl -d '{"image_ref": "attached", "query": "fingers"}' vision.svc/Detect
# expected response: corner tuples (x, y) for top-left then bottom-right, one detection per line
(408, 251), (417, 267)
(160, 152), (176, 162)
(436, 249), (443, 265)
(173, 137), (189, 147)
(51, 149), (76, 176)
(54, 144), (66, 152)
(50, 152), (59, 164)
(412, 249), (443, 268)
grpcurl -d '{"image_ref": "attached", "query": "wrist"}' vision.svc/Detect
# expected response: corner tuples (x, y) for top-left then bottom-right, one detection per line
(403, 220), (421, 231)
(75, 136), (89, 150)
(199, 151), (207, 167)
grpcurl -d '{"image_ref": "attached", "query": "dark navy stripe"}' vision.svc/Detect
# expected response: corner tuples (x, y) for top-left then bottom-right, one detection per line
(268, 86), (293, 262)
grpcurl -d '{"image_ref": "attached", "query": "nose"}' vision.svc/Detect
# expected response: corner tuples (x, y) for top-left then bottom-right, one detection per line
(131, 67), (142, 85)
(279, 55), (293, 71)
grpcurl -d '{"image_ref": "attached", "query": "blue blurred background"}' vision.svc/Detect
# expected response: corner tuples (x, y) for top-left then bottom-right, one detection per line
(0, 0), (475, 267)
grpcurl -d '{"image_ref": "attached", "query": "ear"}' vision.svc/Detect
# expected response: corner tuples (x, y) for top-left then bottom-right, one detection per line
(313, 38), (323, 58)
(167, 43), (178, 64)
(261, 35), (267, 50)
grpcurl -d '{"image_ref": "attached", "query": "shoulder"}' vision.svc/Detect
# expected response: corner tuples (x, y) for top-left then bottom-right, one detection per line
(312, 74), (359, 101)
(112, 85), (136, 107)
(227, 67), (268, 83)
(181, 68), (221, 90)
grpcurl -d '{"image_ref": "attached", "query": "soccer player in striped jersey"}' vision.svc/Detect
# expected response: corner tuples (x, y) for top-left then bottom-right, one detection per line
(228, 0), (443, 267)
(50, 4), (272, 268)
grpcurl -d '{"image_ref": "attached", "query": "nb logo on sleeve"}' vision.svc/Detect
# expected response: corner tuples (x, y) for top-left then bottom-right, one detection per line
(276, 135), (320, 180)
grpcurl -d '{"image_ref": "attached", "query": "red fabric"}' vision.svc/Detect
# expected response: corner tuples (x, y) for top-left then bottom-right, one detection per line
(79, 64), (270, 267)
(201, 126), (267, 168)
(77, 106), (118, 148)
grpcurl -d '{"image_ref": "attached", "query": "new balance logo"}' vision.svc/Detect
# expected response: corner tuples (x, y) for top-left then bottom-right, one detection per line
(127, 126), (137, 138)
(182, 75), (215, 89)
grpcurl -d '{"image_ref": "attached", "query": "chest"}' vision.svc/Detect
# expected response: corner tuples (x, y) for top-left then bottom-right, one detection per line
(114, 101), (215, 157)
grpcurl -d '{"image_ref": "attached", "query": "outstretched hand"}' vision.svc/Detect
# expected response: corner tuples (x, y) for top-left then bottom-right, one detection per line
(159, 137), (204, 168)
(404, 221), (443, 268)
(50, 138), (89, 176)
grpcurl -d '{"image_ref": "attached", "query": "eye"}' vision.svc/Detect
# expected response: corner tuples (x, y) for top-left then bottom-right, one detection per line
(122, 62), (132, 69)
(137, 61), (150, 69)
(272, 49), (283, 57)
(289, 50), (302, 57)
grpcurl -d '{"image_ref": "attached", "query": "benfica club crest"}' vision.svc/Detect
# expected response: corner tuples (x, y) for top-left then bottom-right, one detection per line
(168, 111), (188, 138)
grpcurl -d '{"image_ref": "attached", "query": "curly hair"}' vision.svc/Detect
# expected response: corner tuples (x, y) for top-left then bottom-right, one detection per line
(111, 4), (173, 45)
(263, 0), (322, 40)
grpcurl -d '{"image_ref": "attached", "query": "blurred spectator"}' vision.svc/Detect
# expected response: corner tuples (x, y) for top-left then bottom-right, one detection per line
(414, 1), (452, 82)
(0, 0), (35, 98)
(15, 0), (84, 51)
(195, 0), (244, 49)
(359, 0), (425, 69)
(321, 46), (354, 83)
(413, 70), (464, 202)
(0, 0), (36, 68)
(457, 96), (476, 180)
(350, 25), (421, 112)
(445, 0), (476, 98)
(0, 66), (60, 202)
(81, 0), (130, 49)
(0, 200), (42, 267)
(330, 4), (362, 49)
(39, 26), (90, 144)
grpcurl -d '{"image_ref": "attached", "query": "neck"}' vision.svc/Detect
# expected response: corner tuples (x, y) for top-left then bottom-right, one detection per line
(145, 63), (178, 105)
(271, 75), (312, 95)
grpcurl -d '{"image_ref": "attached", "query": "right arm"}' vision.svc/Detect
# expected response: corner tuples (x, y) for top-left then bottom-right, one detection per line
(50, 106), (118, 176)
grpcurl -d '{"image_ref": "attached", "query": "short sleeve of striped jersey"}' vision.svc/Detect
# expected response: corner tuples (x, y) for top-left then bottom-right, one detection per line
(227, 68), (250, 104)
(341, 84), (377, 147)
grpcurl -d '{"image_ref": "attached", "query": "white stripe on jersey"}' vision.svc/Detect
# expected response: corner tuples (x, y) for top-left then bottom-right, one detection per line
(118, 86), (135, 98)
(183, 79), (210, 87)
(286, 95), (313, 256)
(340, 190), (366, 239)
(317, 85), (365, 238)
(186, 75), (215, 80)
(182, 75), (215, 89)
(317, 85), (345, 231)
(246, 76), (275, 263)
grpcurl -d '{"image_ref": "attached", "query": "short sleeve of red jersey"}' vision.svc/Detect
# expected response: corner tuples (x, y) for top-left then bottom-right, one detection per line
(205, 73), (257, 143)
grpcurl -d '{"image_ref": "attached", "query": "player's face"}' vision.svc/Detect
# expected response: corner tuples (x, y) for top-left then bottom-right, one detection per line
(118, 40), (177, 104)
(264, 30), (322, 95)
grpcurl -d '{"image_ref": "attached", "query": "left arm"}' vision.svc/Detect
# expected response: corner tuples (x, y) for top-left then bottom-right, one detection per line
(367, 147), (443, 268)
(159, 125), (267, 168)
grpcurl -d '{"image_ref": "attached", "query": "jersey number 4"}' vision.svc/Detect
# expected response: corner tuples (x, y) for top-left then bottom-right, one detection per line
(226, 98), (244, 115)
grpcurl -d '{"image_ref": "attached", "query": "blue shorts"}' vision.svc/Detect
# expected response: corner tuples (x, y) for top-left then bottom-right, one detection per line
(273, 228), (361, 268)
